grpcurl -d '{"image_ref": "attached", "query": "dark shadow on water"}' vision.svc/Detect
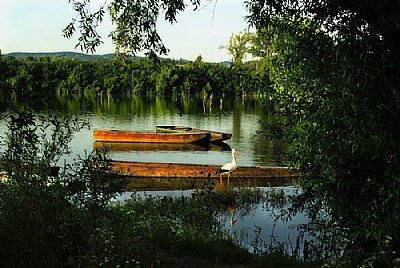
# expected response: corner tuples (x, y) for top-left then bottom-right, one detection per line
(121, 176), (296, 191)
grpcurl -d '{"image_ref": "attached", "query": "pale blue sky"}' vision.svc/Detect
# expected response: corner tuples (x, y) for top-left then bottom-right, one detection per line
(0, 0), (250, 62)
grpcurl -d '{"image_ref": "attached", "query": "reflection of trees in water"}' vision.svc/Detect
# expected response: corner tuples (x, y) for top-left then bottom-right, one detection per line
(220, 187), (344, 262)
(252, 110), (290, 166)
(265, 187), (346, 262)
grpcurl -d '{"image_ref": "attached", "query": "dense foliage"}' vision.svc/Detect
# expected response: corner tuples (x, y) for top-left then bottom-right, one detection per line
(0, 54), (266, 97)
(245, 0), (400, 266)
(0, 111), (129, 266)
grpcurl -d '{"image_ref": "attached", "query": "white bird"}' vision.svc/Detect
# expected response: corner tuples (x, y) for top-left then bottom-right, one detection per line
(215, 149), (240, 186)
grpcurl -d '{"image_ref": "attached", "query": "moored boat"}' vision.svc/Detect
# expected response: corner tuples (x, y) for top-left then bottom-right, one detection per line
(156, 125), (232, 142)
(93, 129), (210, 143)
(111, 160), (299, 179)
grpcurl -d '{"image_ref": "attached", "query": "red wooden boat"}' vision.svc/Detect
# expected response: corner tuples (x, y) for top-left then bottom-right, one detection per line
(93, 129), (210, 143)
(156, 125), (232, 142)
(111, 160), (299, 179)
(109, 161), (298, 190)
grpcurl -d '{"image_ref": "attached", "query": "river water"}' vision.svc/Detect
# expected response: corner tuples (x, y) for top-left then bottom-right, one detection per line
(0, 94), (310, 255)
(1, 94), (288, 167)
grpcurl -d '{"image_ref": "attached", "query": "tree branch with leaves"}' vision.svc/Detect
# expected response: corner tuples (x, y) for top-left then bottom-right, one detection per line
(64, 0), (202, 57)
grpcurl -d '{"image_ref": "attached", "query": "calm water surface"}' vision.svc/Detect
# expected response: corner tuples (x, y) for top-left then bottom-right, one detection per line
(0, 94), (286, 167)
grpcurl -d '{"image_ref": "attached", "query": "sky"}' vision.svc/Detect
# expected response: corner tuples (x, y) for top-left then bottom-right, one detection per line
(0, 0), (250, 62)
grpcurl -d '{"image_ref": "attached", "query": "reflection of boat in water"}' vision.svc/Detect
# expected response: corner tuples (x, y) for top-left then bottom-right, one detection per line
(156, 125), (232, 143)
(122, 176), (296, 191)
(93, 141), (231, 152)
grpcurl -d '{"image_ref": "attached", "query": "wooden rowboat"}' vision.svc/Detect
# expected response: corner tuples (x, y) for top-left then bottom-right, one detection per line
(111, 160), (299, 179)
(93, 129), (210, 143)
(156, 125), (232, 142)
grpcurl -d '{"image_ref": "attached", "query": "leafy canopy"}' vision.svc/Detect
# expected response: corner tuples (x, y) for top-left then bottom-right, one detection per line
(244, 0), (400, 266)
(64, 0), (201, 57)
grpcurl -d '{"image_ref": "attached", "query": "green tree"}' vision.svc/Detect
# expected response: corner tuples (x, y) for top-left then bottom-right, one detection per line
(1, 55), (262, 97)
(220, 31), (252, 66)
(8, 62), (33, 96)
(245, 1), (400, 266)
(155, 63), (180, 95)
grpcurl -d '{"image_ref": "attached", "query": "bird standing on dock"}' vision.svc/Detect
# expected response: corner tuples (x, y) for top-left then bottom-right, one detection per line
(215, 149), (240, 186)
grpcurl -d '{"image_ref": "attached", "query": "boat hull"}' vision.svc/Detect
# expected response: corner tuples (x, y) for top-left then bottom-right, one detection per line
(156, 125), (232, 142)
(93, 129), (210, 143)
(111, 160), (299, 179)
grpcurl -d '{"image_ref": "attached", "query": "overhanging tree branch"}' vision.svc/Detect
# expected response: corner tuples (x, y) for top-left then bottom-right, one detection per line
(64, 0), (203, 56)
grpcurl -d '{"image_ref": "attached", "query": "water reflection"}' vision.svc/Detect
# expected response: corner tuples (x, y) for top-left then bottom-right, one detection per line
(93, 141), (231, 152)
(221, 187), (311, 256)
(116, 186), (311, 257)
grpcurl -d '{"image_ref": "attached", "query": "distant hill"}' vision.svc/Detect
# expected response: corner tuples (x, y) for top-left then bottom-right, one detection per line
(220, 61), (232, 67)
(4, 51), (231, 65)
(4, 52), (186, 63)
(5, 51), (117, 60)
